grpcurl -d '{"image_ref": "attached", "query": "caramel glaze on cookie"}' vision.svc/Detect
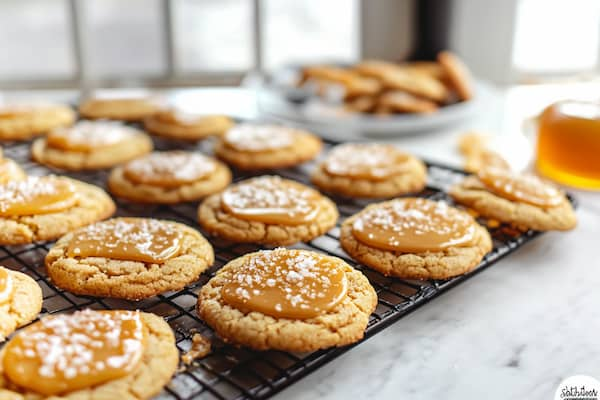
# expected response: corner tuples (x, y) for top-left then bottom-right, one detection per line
(144, 108), (234, 141)
(214, 124), (322, 170)
(0, 310), (178, 399)
(108, 151), (232, 204)
(46, 218), (214, 300)
(79, 97), (160, 121)
(449, 167), (577, 231)
(340, 198), (492, 279)
(0, 266), (43, 341)
(198, 176), (338, 246)
(0, 176), (115, 245)
(197, 248), (377, 352)
(31, 120), (153, 171)
(312, 143), (427, 198)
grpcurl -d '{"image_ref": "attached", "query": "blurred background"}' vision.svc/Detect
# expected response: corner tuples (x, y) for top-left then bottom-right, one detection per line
(1, 0), (599, 89)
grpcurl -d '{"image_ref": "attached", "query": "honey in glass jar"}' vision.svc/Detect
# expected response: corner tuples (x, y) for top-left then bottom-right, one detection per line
(536, 100), (600, 190)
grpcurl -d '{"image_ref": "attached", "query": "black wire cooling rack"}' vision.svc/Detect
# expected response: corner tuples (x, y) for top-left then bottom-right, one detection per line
(0, 137), (568, 400)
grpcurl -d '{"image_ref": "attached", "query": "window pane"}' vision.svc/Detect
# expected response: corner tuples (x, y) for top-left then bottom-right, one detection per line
(173, 0), (253, 72)
(83, 0), (166, 78)
(513, 0), (600, 72)
(262, 0), (359, 69)
(0, 0), (74, 79)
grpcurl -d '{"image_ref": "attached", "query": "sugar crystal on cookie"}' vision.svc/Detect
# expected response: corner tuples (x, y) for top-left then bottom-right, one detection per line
(324, 143), (411, 180)
(124, 151), (217, 188)
(1, 309), (145, 396)
(352, 198), (476, 252)
(221, 176), (321, 226)
(223, 124), (295, 152)
(0, 176), (77, 216)
(221, 248), (347, 319)
(67, 218), (182, 263)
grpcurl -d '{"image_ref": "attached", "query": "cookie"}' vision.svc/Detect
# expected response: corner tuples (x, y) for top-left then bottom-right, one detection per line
(0, 266), (43, 341)
(197, 248), (377, 352)
(198, 176), (338, 246)
(379, 91), (439, 114)
(78, 96), (160, 121)
(449, 168), (577, 231)
(0, 176), (115, 245)
(457, 132), (509, 173)
(108, 151), (232, 204)
(340, 198), (492, 279)
(31, 120), (153, 171)
(215, 124), (322, 170)
(46, 217), (214, 300)
(0, 309), (178, 399)
(402, 61), (446, 80)
(144, 108), (234, 141)
(0, 103), (75, 141)
(300, 66), (382, 99)
(0, 158), (26, 184)
(355, 60), (448, 102)
(312, 143), (427, 198)
(437, 51), (474, 101)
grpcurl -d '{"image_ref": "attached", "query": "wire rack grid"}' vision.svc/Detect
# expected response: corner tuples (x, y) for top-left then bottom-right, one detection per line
(0, 137), (562, 400)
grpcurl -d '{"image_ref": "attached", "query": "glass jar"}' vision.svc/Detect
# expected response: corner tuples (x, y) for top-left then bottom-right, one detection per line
(536, 100), (600, 190)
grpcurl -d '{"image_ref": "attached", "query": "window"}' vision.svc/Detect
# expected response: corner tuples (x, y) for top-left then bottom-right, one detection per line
(513, 0), (600, 74)
(0, 0), (74, 79)
(0, 0), (360, 87)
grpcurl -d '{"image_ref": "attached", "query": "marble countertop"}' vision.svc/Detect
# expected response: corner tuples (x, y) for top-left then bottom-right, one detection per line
(2, 84), (598, 400)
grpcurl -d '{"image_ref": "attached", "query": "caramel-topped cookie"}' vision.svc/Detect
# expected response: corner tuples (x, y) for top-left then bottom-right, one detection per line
(197, 248), (377, 352)
(46, 217), (214, 300)
(340, 198), (492, 279)
(0, 102), (75, 141)
(0, 266), (42, 340)
(215, 124), (322, 170)
(198, 175), (338, 245)
(437, 51), (474, 101)
(449, 167), (577, 231)
(79, 96), (160, 121)
(109, 151), (232, 204)
(0, 176), (115, 245)
(32, 120), (153, 171)
(312, 143), (427, 198)
(0, 309), (178, 399)
(144, 108), (234, 141)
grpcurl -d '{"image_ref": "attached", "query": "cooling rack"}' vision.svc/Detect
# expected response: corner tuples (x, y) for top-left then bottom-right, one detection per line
(0, 137), (568, 400)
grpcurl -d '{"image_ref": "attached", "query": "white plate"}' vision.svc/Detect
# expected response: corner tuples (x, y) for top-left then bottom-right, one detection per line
(255, 67), (492, 142)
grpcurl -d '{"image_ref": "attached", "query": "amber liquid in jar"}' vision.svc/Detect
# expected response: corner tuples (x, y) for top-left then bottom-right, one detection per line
(536, 101), (600, 189)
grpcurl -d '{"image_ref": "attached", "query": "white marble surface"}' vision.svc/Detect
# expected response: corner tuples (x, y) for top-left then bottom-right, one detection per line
(2, 84), (598, 399)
